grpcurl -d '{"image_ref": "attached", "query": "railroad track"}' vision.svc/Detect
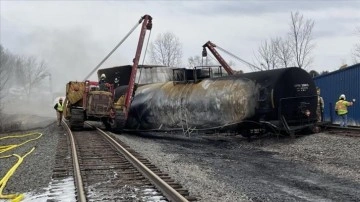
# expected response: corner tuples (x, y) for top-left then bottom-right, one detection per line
(52, 121), (196, 201)
(322, 124), (360, 137)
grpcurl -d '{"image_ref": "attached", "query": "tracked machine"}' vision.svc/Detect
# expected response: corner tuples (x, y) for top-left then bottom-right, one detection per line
(63, 81), (115, 129)
(63, 14), (153, 131)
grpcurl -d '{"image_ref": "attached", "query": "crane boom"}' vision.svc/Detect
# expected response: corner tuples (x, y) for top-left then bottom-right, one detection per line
(215, 45), (260, 71)
(124, 14), (152, 118)
(203, 41), (235, 75)
(83, 18), (145, 81)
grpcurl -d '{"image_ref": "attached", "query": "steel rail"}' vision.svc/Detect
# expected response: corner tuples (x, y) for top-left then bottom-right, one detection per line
(325, 124), (360, 131)
(323, 124), (360, 137)
(62, 120), (87, 202)
(95, 127), (189, 202)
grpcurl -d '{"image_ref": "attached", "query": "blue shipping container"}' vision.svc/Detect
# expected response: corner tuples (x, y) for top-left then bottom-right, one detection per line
(314, 63), (360, 126)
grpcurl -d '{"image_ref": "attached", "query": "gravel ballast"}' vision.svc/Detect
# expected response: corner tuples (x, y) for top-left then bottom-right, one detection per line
(0, 115), (60, 198)
(1, 115), (359, 201)
(113, 131), (360, 201)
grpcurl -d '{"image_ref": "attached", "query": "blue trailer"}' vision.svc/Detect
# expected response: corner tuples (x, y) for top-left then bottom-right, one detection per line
(314, 63), (360, 126)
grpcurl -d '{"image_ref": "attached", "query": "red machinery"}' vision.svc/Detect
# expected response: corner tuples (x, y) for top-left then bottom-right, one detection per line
(202, 41), (260, 74)
(109, 14), (153, 130)
(64, 14), (152, 131)
(202, 41), (235, 75)
(63, 80), (115, 129)
(124, 14), (152, 119)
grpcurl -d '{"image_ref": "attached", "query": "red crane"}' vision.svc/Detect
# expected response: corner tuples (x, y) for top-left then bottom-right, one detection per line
(124, 14), (152, 118)
(202, 41), (260, 75)
(202, 41), (235, 75)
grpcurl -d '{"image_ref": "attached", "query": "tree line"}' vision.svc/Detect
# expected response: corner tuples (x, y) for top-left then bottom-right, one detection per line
(147, 12), (360, 73)
(254, 11), (315, 70)
(0, 44), (49, 128)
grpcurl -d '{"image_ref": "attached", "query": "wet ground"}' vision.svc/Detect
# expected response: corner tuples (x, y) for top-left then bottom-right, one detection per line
(125, 132), (360, 201)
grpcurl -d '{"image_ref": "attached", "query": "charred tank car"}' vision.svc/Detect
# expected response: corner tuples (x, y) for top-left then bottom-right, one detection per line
(111, 67), (317, 136)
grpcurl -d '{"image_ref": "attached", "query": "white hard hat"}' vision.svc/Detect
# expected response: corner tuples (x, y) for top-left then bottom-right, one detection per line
(100, 73), (106, 79)
(339, 94), (346, 99)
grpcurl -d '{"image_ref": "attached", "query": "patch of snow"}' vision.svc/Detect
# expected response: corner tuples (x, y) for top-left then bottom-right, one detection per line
(22, 177), (76, 202)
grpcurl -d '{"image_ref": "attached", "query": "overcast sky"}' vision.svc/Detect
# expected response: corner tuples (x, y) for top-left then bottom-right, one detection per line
(1, 0), (359, 92)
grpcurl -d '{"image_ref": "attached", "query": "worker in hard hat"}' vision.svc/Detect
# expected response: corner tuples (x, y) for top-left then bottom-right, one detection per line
(335, 94), (354, 127)
(316, 87), (324, 122)
(54, 97), (64, 126)
(114, 77), (120, 88)
(99, 73), (107, 91)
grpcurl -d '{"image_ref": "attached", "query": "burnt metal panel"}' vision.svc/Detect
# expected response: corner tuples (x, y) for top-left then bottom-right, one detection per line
(124, 67), (317, 130)
(97, 65), (171, 86)
(314, 63), (360, 126)
(238, 67), (317, 121)
(126, 78), (259, 130)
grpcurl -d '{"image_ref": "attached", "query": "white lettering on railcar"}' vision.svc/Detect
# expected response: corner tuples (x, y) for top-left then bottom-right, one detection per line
(294, 83), (309, 92)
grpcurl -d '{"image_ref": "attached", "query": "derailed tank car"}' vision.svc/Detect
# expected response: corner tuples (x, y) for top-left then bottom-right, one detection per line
(109, 66), (317, 136)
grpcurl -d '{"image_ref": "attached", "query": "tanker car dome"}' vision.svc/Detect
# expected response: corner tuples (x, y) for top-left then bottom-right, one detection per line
(339, 94), (346, 100)
(100, 74), (106, 79)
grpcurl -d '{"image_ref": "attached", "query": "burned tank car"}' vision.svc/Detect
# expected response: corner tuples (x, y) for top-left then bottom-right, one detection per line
(237, 67), (318, 132)
(124, 77), (259, 130)
(117, 67), (317, 135)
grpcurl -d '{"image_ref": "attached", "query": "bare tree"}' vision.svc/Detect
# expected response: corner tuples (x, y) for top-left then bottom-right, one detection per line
(273, 37), (293, 68)
(148, 32), (183, 67)
(188, 55), (215, 68)
(289, 11), (315, 69)
(0, 44), (14, 128)
(353, 45), (360, 63)
(308, 70), (319, 78)
(320, 70), (329, 75)
(227, 60), (236, 68)
(188, 55), (204, 68)
(255, 39), (279, 70)
(14, 56), (49, 96)
(352, 26), (360, 63)
(0, 45), (11, 94)
(0, 45), (49, 130)
(0, 45), (9, 115)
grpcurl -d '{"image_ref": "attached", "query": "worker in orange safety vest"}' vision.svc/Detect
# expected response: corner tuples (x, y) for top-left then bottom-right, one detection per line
(335, 94), (354, 127)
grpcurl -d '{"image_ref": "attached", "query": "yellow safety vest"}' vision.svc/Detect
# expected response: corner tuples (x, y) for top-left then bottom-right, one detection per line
(335, 100), (350, 115)
(57, 102), (63, 112)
